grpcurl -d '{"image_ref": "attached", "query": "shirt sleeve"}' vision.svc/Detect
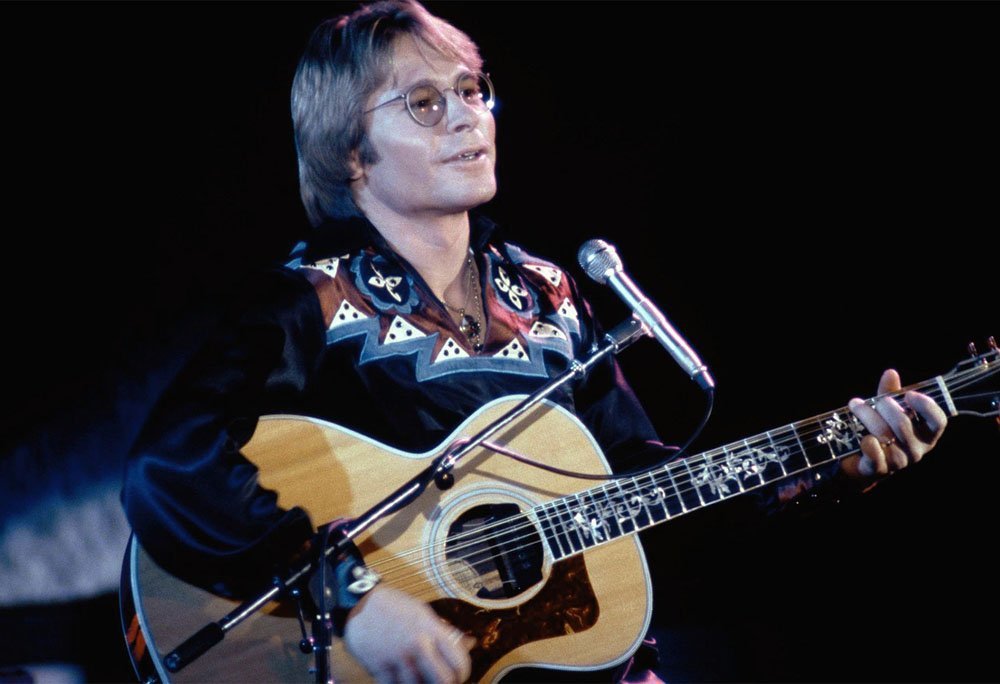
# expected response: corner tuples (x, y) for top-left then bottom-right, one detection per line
(121, 266), (326, 597)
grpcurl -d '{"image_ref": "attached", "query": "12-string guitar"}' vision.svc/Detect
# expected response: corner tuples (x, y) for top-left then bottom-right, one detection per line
(121, 344), (999, 683)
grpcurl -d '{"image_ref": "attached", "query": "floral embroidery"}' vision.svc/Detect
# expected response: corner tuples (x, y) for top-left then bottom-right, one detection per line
(352, 253), (420, 314)
(494, 266), (530, 311)
(368, 264), (403, 302)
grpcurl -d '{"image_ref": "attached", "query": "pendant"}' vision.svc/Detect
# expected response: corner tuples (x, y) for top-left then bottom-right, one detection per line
(459, 314), (481, 337)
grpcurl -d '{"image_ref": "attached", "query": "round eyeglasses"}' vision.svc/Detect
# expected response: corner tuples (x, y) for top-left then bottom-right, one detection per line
(363, 72), (495, 127)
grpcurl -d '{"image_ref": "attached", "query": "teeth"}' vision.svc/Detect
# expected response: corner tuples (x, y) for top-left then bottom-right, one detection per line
(459, 151), (478, 160)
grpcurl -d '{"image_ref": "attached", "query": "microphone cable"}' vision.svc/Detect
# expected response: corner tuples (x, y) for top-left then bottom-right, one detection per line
(450, 387), (714, 482)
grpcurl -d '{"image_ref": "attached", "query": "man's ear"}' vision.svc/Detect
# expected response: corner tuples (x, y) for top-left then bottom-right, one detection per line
(347, 149), (364, 182)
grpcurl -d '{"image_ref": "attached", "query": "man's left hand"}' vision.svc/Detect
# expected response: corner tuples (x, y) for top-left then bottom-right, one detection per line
(841, 368), (948, 483)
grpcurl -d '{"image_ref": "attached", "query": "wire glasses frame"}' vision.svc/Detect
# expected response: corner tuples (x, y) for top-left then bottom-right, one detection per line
(363, 72), (495, 127)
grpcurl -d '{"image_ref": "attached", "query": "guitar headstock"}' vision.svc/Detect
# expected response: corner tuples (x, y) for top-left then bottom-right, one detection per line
(944, 336), (1000, 425)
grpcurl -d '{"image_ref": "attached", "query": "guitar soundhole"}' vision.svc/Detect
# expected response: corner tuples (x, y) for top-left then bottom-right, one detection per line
(444, 503), (544, 600)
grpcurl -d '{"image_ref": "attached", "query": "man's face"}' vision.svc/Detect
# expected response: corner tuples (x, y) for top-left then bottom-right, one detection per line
(353, 35), (497, 222)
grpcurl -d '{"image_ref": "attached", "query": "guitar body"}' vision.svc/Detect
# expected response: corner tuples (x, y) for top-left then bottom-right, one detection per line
(122, 396), (652, 683)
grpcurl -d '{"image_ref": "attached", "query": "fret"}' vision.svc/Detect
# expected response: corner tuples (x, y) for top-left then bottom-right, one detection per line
(629, 473), (660, 526)
(658, 466), (688, 516)
(664, 462), (689, 511)
(717, 444), (747, 494)
(781, 424), (810, 473)
(739, 438), (766, 489)
(811, 409), (866, 464)
(602, 485), (627, 539)
(568, 492), (600, 550)
(682, 456), (715, 506)
(643, 471), (674, 521)
(760, 431), (791, 484)
(674, 459), (705, 511)
(555, 495), (588, 553)
(557, 496), (589, 554)
(693, 451), (733, 503)
(535, 503), (568, 560)
(582, 488), (620, 543)
(611, 478), (643, 533)
(765, 430), (790, 480)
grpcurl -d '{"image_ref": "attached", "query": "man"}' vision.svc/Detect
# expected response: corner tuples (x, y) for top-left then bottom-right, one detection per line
(123, 2), (947, 682)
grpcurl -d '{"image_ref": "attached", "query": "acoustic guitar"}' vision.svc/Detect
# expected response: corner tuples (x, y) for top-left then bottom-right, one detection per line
(121, 345), (998, 682)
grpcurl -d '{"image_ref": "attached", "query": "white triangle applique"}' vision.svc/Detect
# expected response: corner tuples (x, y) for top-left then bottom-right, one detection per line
(528, 321), (568, 341)
(557, 298), (579, 321)
(301, 257), (340, 279)
(329, 300), (369, 329)
(434, 337), (470, 362)
(523, 263), (562, 287)
(383, 316), (426, 345)
(494, 338), (529, 362)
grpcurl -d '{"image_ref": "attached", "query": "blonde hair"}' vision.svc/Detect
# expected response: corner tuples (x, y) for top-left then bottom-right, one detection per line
(291, 0), (483, 226)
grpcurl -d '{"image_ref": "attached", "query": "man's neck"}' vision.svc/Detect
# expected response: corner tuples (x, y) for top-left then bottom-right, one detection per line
(364, 209), (472, 305)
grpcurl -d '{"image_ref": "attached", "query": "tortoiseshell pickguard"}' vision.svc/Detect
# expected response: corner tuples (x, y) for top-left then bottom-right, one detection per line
(430, 556), (598, 681)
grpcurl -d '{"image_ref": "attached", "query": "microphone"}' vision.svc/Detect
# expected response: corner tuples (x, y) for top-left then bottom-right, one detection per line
(577, 239), (715, 392)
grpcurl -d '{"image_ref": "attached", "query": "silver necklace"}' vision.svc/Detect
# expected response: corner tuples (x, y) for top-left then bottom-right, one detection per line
(442, 253), (484, 353)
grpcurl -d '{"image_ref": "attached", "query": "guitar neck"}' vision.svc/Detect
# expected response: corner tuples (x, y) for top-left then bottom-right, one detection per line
(534, 374), (958, 560)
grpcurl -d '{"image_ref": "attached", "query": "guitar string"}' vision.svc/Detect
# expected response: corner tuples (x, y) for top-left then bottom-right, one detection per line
(368, 374), (965, 584)
(364, 373), (957, 578)
(367, 379), (965, 592)
(365, 364), (994, 594)
(373, 363), (996, 575)
(383, 361), (993, 595)
(384, 426), (878, 598)
(384, 417), (918, 600)
(384, 386), (985, 601)
(375, 391), (941, 593)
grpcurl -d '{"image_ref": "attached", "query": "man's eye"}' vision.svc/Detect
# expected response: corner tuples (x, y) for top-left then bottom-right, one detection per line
(457, 77), (483, 103)
(408, 86), (441, 111)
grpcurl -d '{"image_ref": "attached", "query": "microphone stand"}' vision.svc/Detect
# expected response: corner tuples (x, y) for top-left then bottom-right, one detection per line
(161, 316), (648, 683)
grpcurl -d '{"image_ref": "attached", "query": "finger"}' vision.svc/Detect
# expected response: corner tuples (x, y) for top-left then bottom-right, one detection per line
(436, 629), (474, 683)
(905, 390), (948, 446)
(857, 372), (922, 463)
(859, 434), (890, 476)
(873, 368), (916, 452)
(849, 452), (876, 479)
(882, 437), (909, 471)
(877, 368), (902, 395)
(862, 433), (908, 473)
(416, 637), (455, 684)
(849, 397), (892, 443)
(870, 392), (919, 454)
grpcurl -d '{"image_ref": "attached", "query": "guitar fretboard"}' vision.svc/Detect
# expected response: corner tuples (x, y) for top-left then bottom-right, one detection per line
(533, 385), (940, 560)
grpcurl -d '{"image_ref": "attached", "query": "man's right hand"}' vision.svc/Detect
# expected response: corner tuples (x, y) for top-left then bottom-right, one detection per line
(344, 584), (474, 683)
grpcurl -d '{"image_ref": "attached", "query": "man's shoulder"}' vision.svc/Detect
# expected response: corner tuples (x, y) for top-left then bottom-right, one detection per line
(499, 241), (576, 296)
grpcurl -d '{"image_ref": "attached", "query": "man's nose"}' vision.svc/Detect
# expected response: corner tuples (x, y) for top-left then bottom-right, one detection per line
(444, 90), (481, 132)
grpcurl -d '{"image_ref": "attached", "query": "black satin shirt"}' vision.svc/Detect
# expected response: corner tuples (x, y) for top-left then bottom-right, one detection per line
(122, 215), (670, 596)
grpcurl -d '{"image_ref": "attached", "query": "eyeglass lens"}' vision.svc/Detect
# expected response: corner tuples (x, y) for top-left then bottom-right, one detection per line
(406, 73), (493, 127)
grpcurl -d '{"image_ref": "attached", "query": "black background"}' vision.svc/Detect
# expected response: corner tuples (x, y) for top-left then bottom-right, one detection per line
(3, 2), (998, 681)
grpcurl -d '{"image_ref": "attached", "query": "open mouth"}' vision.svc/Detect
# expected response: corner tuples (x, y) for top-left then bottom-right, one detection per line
(448, 149), (486, 163)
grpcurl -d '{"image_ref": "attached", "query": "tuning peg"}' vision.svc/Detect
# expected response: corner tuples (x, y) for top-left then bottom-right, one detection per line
(968, 342), (978, 357)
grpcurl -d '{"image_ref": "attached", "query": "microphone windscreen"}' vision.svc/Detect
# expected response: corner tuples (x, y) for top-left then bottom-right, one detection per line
(577, 239), (621, 285)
